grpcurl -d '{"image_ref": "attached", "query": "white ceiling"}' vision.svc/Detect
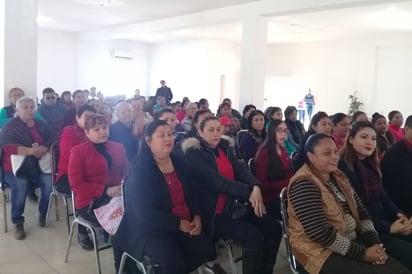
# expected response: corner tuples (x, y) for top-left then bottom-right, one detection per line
(38, 0), (412, 43)
(38, 0), (258, 32)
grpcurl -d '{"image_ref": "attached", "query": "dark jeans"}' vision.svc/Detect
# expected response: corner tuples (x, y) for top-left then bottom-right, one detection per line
(143, 232), (214, 274)
(4, 172), (52, 224)
(379, 233), (412, 271)
(212, 213), (282, 273)
(320, 253), (411, 274)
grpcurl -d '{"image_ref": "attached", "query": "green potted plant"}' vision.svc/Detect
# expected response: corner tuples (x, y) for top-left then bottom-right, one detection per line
(348, 90), (363, 115)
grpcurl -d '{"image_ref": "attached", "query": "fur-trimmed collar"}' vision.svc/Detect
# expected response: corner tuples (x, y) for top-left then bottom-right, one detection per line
(181, 135), (235, 154)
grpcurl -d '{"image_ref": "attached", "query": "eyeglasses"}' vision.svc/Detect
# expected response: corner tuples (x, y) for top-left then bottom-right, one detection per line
(46, 96), (56, 100)
(276, 128), (289, 134)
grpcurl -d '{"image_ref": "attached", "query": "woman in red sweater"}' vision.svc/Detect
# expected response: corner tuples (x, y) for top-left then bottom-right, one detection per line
(254, 119), (292, 219)
(56, 104), (96, 195)
(388, 110), (404, 142)
(68, 114), (128, 250)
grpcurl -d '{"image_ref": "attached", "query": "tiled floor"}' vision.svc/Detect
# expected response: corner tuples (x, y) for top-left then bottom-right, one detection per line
(0, 192), (293, 274)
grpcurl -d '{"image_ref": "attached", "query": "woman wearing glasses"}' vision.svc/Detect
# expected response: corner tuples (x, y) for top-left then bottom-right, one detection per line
(254, 119), (292, 219)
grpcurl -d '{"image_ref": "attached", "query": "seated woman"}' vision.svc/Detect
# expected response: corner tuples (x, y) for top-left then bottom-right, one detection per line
(372, 112), (395, 159)
(387, 110), (404, 142)
(99, 102), (113, 125)
(68, 114), (128, 250)
(339, 121), (412, 271)
(0, 96), (55, 240)
(255, 119), (291, 219)
(239, 110), (265, 162)
(240, 104), (256, 129)
(332, 112), (351, 151)
(288, 133), (411, 274)
(154, 108), (184, 133)
(56, 104), (96, 195)
(293, 111), (332, 172)
(284, 106), (305, 150)
(216, 102), (240, 137)
(182, 116), (282, 274)
(113, 120), (213, 274)
(185, 109), (213, 138)
(181, 102), (198, 133)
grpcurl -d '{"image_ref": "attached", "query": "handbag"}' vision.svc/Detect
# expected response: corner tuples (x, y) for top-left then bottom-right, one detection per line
(93, 196), (124, 235)
(224, 197), (252, 220)
(11, 155), (40, 180)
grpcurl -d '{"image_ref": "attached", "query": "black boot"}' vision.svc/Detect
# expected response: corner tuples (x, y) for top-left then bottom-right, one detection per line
(242, 246), (263, 274)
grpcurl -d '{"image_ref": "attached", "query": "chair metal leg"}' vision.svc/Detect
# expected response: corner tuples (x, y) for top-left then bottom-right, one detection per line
(63, 197), (71, 234)
(64, 220), (77, 263)
(46, 192), (56, 228)
(89, 226), (102, 274)
(54, 194), (60, 221)
(1, 189), (7, 233)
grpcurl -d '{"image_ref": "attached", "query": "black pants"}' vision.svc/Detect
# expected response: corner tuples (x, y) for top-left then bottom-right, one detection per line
(77, 205), (100, 235)
(55, 174), (71, 195)
(321, 253), (411, 274)
(142, 232), (214, 274)
(265, 197), (282, 220)
(212, 213), (282, 273)
(379, 233), (412, 271)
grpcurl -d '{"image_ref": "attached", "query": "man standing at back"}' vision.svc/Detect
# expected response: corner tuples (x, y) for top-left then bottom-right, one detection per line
(155, 80), (173, 105)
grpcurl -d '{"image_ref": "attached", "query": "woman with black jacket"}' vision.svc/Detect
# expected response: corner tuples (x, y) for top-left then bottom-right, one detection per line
(112, 120), (213, 274)
(182, 116), (282, 274)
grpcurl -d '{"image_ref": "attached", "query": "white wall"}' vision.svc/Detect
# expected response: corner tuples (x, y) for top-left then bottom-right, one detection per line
(37, 29), (77, 95)
(266, 35), (412, 118)
(149, 39), (240, 112)
(77, 39), (150, 98)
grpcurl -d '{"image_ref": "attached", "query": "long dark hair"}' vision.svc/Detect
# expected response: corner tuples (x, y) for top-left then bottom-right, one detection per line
(341, 121), (379, 174)
(256, 119), (287, 180)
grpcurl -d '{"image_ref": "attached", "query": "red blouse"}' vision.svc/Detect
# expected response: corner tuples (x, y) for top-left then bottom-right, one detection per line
(164, 171), (191, 221)
(388, 124), (404, 142)
(215, 147), (235, 214)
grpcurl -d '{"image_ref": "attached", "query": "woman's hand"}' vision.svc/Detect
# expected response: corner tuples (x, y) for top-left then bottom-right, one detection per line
(390, 216), (410, 234)
(249, 186), (266, 217)
(106, 185), (121, 197)
(189, 215), (202, 236)
(364, 244), (387, 264)
(31, 143), (48, 158)
(180, 219), (192, 233)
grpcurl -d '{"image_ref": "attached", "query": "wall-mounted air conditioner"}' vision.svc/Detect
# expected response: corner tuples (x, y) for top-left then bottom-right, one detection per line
(112, 49), (134, 59)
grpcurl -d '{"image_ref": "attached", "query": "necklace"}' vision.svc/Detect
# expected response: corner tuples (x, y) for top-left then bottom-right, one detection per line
(163, 171), (174, 185)
(328, 181), (346, 202)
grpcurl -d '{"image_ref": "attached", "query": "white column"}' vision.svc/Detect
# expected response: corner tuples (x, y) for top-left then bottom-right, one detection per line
(4, 0), (38, 105)
(238, 15), (268, 110)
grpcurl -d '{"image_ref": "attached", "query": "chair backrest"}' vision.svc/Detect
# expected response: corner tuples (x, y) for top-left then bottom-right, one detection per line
(50, 141), (60, 185)
(236, 129), (249, 159)
(279, 187), (301, 274)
